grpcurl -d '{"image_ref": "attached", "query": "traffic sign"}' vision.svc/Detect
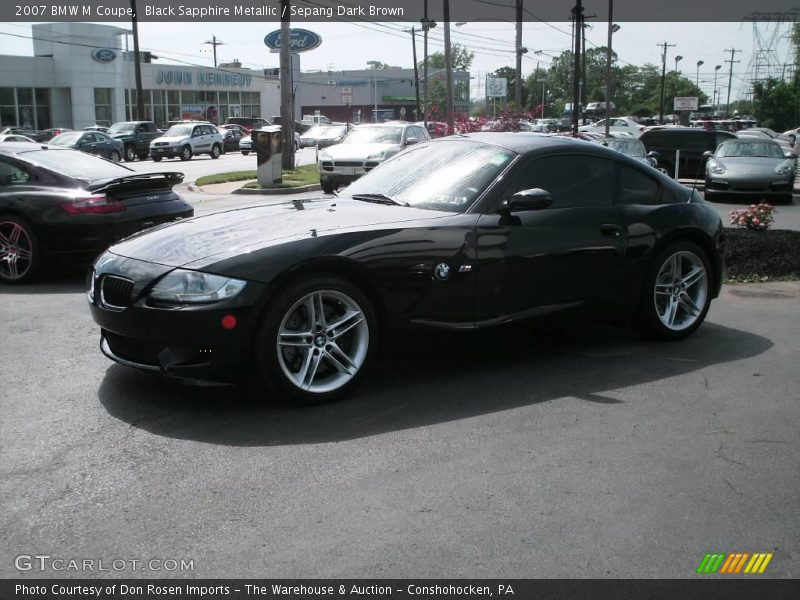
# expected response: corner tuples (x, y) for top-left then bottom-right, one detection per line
(674, 96), (699, 111)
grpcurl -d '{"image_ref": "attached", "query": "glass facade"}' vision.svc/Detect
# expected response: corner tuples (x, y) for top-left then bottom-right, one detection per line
(0, 87), (51, 129)
(94, 88), (113, 126)
(125, 89), (261, 126)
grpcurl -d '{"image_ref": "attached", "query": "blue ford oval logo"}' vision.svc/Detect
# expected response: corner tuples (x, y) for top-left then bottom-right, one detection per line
(91, 48), (117, 63)
(264, 29), (322, 53)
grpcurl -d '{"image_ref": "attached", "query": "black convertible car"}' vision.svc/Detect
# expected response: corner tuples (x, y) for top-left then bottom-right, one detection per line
(0, 143), (193, 283)
(88, 134), (725, 404)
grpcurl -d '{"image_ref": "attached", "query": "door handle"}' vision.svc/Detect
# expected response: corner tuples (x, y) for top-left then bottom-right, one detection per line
(599, 224), (624, 237)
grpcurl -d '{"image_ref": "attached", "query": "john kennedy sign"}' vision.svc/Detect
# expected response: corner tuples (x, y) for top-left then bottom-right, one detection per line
(264, 29), (322, 53)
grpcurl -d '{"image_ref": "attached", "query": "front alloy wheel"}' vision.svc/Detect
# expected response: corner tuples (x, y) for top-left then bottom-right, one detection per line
(180, 145), (192, 161)
(258, 276), (376, 404)
(0, 217), (38, 283)
(639, 242), (711, 339)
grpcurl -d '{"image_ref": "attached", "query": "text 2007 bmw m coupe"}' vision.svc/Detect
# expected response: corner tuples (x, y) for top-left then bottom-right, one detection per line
(88, 134), (725, 404)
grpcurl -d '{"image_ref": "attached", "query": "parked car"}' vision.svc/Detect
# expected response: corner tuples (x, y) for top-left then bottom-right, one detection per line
(594, 137), (664, 171)
(640, 127), (736, 179)
(299, 125), (347, 149)
(736, 127), (794, 152)
(149, 122), (224, 161)
(585, 101), (616, 116)
(33, 128), (73, 143)
(301, 114), (332, 132)
(579, 117), (644, 138)
(534, 119), (559, 133)
(107, 121), (162, 162)
(223, 117), (269, 133)
(417, 120), (449, 138)
(704, 138), (796, 204)
(87, 133), (724, 404)
(84, 125), (110, 133)
(0, 127), (37, 137)
(216, 126), (245, 153)
(0, 134), (36, 143)
(318, 123), (431, 193)
(49, 131), (125, 162)
(0, 143), (192, 283)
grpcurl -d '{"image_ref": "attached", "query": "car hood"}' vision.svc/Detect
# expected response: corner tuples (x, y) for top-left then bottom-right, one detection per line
(323, 142), (402, 160)
(108, 198), (452, 270)
(714, 156), (788, 174)
(151, 136), (188, 145)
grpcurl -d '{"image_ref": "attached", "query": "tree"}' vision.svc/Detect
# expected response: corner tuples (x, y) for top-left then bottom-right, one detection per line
(752, 78), (799, 131)
(419, 43), (474, 72)
(366, 61), (390, 70)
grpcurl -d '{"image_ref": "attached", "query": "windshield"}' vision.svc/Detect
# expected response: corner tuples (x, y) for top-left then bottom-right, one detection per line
(107, 122), (136, 134)
(49, 132), (83, 146)
(320, 126), (347, 138)
(343, 126), (403, 145)
(164, 125), (193, 138)
(21, 149), (133, 182)
(345, 140), (516, 213)
(609, 139), (645, 157)
(716, 141), (784, 159)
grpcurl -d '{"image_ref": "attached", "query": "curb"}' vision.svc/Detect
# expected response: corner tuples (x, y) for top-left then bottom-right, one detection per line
(232, 183), (322, 195)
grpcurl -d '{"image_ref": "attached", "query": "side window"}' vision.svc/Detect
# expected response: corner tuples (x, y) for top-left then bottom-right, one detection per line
(618, 164), (660, 205)
(83, 134), (96, 144)
(508, 155), (616, 208)
(0, 159), (31, 185)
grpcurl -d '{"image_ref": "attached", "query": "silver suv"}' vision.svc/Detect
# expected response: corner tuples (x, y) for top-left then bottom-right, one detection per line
(149, 122), (224, 161)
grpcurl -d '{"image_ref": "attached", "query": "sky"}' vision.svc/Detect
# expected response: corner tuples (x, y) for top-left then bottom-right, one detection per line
(0, 20), (793, 103)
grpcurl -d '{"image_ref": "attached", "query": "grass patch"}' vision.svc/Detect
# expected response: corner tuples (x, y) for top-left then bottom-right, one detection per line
(725, 228), (800, 282)
(198, 164), (319, 189)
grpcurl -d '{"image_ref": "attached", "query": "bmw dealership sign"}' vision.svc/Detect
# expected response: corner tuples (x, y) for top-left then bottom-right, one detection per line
(264, 29), (322, 53)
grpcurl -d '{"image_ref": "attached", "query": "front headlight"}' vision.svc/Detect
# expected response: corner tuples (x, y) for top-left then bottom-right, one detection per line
(774, 160), (794, 176)
(319, 150), (332, 161)
(708, 160), (726, 175)
(149, 269), (247, 304)
(367, 151), (386, 161)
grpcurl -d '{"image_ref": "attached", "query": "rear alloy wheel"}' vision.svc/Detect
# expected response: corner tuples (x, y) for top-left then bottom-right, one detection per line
(180, 145), (192, 161)
(124, 145), (136, 162)
(639, 242), (711, 340)
(257, 276), (377, 404)
(0, 216), (39, 284)
(110, 150), (121, 162)
(210, 144), (221, 159)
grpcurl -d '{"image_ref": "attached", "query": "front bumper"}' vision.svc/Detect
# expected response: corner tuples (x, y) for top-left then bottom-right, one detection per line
(89, 253), (267, 384)
(150, 146), (181, 158)
(705, 176), (794, 197)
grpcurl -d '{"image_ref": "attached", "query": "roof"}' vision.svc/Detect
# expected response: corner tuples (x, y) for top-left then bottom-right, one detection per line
(0, 142), (54, 155)
(435, 132), (596, 154)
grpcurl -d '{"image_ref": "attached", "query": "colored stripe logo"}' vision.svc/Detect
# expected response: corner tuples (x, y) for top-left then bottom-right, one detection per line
(697, 553), (773, 574)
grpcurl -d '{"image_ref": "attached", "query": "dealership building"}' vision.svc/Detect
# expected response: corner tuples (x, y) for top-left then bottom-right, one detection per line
(0, 22), (469, 130)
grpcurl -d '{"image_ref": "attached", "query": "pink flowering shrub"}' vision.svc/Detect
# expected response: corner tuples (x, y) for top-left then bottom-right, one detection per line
(729, 202), (775, 231)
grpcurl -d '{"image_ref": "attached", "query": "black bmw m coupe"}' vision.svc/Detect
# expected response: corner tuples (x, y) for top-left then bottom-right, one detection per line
(88, 134), (725, 404)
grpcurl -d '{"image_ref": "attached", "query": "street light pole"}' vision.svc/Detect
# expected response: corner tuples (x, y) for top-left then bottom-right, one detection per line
(411, 28), (421, 121)
(572, 0), (583, 135)
(604, 0), (614, 138)
(515, 0), (523, 109)
(443, 0), (454, 133)
(713, 64), (722, 112)
(129, 0), (145, 121)
(696, 59), (704, 88)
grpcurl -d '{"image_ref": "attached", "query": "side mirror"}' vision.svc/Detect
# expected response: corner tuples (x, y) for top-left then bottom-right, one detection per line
(784, 150), (797, 159)
(647, 150), (660, 160)
(702, 150), (714, 160)
(507, 188), (553, 212)
(405, 137), (419, 146)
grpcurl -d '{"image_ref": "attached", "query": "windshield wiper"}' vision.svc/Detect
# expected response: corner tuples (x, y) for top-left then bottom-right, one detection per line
(351, 193), (410, 207)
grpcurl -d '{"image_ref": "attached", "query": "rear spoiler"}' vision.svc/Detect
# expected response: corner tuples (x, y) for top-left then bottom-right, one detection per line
(87, 172), (184, 192)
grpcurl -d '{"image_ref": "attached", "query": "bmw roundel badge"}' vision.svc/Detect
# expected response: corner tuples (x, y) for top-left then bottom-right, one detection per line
(434, 263), (451, 281)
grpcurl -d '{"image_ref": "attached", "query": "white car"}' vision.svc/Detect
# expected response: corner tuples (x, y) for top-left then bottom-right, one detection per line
(579, 117), (645, 138)
(318, 123), (431, 194)
(239, 131), (299, 155)
(149, 122), (223, 161)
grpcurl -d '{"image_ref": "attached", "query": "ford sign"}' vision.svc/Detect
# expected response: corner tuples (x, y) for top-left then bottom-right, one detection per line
(91, 48), (117, 63)
(264, 29), (322, 53)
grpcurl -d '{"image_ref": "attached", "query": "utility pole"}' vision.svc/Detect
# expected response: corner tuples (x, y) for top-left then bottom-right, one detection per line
(571, 0), (583, 134)
(604, 0), (613, 138)
(443, 0), (454, 133)
(421, 1), (436, 128)
(713, 64), (721, 112)
(129, 0), (145, 121)
(279, 0), (294, 170)
(203, 35), (224, 68)
(515, 0), (523, 109)
(657, 41), (676, 124)
(411, 28), (421, 121)
(725, 48), (741, 116)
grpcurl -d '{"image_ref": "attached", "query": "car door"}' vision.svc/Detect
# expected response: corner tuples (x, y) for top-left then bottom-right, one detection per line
(191, 126), (207, 152)
(81, 133), (99, 155)
(474, 153), (627, 322)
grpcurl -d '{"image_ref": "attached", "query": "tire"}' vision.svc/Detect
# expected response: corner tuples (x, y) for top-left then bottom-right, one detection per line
(210, 144), (221, 159)
(320, 179), (337, 194)
(255, 275), (378, 405)
(109, 150), (121, 163)
(124, 145), (136, 162)
(179, 145), (192, 161)
(637, 241), (712, 340)
(0, 215), (40, 284)
(241, 151), (249, 156)
(152, 155), (162, 162)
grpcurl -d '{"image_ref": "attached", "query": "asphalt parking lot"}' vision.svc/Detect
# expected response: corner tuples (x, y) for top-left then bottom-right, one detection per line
(1, 267), (798, 577)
